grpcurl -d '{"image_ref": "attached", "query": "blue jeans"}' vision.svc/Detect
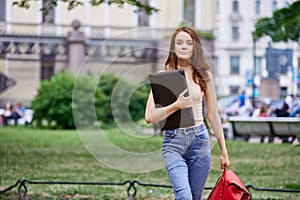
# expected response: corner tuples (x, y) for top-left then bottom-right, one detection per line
(162, 124), (211, 200)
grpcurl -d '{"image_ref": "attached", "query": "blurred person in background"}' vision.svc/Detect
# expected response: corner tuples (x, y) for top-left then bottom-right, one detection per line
(3, 102), (26, 125)
(289, 105), (300, 117)
(252, 101), (269, 117)
(284, 94), (295, 111)
(0, 102), (13, 126)
(273, 102), (290, 117)
(258, 102), (269, 117)
(237, 95), (252, 117)
(238, 90), (246, 108)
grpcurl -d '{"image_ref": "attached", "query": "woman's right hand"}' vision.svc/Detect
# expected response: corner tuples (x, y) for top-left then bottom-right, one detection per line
(176, 89), (193, 109)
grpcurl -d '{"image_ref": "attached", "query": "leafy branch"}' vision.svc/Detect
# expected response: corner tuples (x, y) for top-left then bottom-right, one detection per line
(253, 0), (300, 42)
(12, 0), (159, 15)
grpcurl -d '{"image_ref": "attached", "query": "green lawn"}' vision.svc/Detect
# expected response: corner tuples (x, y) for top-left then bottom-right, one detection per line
(0, 126), (299, 199)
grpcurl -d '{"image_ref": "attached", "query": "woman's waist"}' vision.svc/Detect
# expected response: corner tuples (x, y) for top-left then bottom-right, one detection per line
(177, 120), (205, 131)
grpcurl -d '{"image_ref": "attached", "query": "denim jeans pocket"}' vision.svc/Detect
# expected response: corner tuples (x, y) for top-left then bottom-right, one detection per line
(195, 130), (211, 158)
(195, 129), (209, 141)
(164, 129), (177, 140)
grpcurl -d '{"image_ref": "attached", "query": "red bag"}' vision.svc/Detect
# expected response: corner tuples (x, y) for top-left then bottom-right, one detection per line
(207, 169), (252, 200)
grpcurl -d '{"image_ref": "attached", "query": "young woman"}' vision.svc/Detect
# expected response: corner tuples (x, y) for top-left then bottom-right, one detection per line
(145, 26), (230, 200)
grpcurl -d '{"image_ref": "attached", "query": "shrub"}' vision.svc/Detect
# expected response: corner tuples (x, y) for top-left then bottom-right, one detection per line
(129, 83), (150, 122)
(31, 71), (150, 129)
(95, 73), (124, 124)
(31, 70), (77, 129)
(95, 74), (150, 125)
(72, 74), (101, 128)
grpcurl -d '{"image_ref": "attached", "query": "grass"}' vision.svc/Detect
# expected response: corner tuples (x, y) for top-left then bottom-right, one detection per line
(0, 126), (300, 199)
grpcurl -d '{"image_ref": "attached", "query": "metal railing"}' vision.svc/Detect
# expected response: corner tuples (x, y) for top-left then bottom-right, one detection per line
(1, 179), (300, 200)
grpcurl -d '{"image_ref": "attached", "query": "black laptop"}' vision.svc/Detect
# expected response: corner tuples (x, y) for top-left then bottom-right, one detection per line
(149, 69), (195, 130)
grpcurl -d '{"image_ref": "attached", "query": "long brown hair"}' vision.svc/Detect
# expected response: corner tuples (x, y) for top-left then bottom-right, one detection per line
(165, 26), (210, 92)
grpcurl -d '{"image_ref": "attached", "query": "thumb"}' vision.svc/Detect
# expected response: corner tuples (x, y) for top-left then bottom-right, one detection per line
(180, 89), (188, 97)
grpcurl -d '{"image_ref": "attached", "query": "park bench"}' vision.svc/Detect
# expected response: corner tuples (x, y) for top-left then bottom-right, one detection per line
(228, 116), (300, 143)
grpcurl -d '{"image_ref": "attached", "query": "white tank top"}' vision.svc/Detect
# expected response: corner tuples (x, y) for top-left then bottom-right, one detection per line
(186, 77), (204, 122)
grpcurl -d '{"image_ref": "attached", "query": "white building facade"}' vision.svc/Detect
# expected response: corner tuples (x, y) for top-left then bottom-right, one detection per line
(1, 0), (299, 104)
(214, 0), (299, 98)
(0, 0), (216, 105)
(0, 0), (214, 34)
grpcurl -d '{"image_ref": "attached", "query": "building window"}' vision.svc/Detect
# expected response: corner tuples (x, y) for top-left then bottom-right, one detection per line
(216, 1), (220, 14)
(0, 0), (5, 21)
(41, 55), (55, 80)
(42, 1), (55, 24)
(232, 0), (239, 13)
(255, 0), (260, 15)
(230, 85), (239, 94)
(285, 2), (289, 7)
(138, 0), (149, 26)
(232, 26), (239, 41)
(254, 56), (262, 75)
(272, 1), (277, 12)
(280, 87), (287, 97)
(230, 56), (240, 74)
(184, 0), (195, 26)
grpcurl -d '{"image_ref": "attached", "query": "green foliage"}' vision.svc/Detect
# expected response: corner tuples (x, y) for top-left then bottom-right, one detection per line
(13, 0), (159, 15)
(197, 31), (214, 40)
(178, 22), (214, 40)
(95, 74), (150, 124)
(72, 74), (100, 128)
(31, 70), (149, 129)
(95, 73), (122, 124)
(31, 70), (78, 129)
(254, 1), (300, 42)
(129, 83), (150, 122)
(1, 127), (300, 199)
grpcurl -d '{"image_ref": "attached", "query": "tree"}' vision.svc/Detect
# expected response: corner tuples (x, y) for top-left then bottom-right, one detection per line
(13, 0), (159, 15)
(253, 0), (300, 42)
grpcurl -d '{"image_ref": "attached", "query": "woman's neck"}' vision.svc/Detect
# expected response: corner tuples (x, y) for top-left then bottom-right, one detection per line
(178, 59), (191, 68)
(178, 65), (193, 80)
(178, 65), (193, 70)
(177, 59), (193, 79)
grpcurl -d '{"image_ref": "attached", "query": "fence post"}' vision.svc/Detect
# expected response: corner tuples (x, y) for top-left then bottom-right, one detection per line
(67, 20), (86, 74)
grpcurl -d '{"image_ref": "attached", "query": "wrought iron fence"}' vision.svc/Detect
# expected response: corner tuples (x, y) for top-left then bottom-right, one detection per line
(1, 179), (300, 200)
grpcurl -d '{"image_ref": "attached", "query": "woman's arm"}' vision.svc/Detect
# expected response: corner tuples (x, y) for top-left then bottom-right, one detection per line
(204, 72), (230, 170)
(145, 89), (193, 124)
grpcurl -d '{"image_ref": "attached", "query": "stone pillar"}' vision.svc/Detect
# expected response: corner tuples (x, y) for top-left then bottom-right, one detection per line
(259, 78), (280, 99)
(67, 20), (86, 74)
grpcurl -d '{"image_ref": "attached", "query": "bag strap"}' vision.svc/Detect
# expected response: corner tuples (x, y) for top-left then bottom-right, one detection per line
(223, 169), (226, 177)
(219, 170), (226, 200)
